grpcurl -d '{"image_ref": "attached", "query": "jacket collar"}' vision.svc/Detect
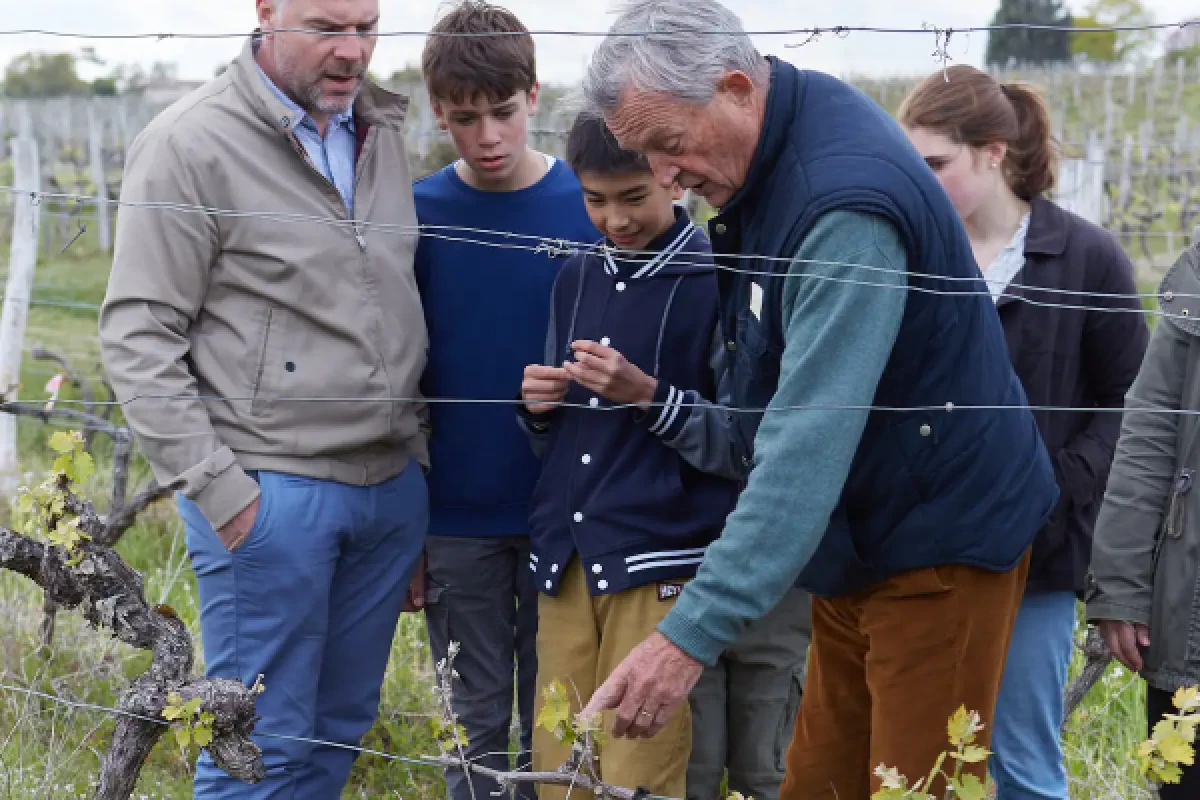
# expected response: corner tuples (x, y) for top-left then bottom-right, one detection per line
(1024, 195), (1068, 257)
(717, 55), (797, 215)
(603, 206), (699, 279)
(230, 34), (409, 137)
(995, 195), (1064, 309)
(254, 53), (355, 136)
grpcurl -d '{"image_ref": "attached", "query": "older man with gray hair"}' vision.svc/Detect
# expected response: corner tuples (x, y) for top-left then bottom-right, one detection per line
(576, 1), (1060, 797)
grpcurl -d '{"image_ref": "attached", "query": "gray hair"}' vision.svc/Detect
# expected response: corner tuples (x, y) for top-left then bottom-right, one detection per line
(582, 0), (766, 113)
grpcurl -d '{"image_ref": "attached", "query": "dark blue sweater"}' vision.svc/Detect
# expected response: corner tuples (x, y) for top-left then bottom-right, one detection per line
(519, 210), (749, 596)
(414, 159), (599, 537)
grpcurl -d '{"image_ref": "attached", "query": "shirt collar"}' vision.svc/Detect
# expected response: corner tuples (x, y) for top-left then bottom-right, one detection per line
(253, 46), (355, 135)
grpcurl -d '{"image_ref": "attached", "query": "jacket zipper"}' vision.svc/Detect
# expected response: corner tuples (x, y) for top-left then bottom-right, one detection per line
(351, 125), (394, 434)
(1167, 468), (1194, 539)
(286, 130), (364, 251)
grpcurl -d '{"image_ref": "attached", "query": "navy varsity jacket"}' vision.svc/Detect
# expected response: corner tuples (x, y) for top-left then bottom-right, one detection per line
(518, 209), (748, 597)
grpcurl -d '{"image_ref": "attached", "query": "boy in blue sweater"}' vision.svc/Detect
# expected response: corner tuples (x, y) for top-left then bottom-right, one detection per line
(518, 114), (806, 800)
(412, 5), (599, 800)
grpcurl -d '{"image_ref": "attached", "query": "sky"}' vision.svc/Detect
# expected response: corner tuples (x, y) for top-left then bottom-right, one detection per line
(0, 0), (1197, 87)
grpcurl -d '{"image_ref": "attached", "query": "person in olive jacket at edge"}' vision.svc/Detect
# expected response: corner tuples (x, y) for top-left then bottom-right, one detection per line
(1088, 240), (1200, 799)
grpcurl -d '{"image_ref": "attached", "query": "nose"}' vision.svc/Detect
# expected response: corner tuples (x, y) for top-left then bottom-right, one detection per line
(478, 115), (502, 145)
(648, 155), (679, 188)
(330, 31), (367, 64)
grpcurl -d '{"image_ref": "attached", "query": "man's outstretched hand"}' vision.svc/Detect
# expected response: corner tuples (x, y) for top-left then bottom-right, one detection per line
(582, 631), (705, 738)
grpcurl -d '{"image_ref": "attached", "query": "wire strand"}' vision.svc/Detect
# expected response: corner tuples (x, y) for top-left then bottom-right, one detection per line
(0, 187), (1192, 319)
(0, 19), (1192, 40)
(7, 394), (1200, 419)
(0, 681), (686, 799)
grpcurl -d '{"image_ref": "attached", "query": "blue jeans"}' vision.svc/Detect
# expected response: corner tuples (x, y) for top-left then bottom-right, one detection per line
(179, 464), (428, 800)
(989, 590), (1077, 800)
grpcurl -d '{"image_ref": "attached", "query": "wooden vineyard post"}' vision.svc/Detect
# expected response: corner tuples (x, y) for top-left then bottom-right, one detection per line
(0, 105), (42, 487)
(88, 103), (112, 252)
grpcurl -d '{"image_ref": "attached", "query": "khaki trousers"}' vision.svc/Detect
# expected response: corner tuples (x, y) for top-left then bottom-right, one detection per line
(532, 559), (691, 800)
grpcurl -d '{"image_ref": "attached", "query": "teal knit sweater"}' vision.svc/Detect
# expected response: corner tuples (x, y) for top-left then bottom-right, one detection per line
(658, 210), (909, 665)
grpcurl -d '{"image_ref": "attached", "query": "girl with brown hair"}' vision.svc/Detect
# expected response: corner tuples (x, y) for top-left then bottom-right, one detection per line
(899, 65), (1149, 799)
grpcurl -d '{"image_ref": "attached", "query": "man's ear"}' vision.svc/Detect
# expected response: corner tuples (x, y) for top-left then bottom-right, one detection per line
(255, 0), (278, 33)
(715, 70), (757, 106)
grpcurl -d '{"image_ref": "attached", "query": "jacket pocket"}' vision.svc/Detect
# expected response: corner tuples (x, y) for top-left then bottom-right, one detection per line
(250, 307), (278, 416)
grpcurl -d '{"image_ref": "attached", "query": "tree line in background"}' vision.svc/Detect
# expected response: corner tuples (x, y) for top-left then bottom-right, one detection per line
(0, 0), (1195, 97)
(0, 48), (428, 98)
(987, 0), (1199, 67)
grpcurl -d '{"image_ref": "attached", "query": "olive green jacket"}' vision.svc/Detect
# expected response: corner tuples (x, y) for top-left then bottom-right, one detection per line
(1087, 242), (1200, 691)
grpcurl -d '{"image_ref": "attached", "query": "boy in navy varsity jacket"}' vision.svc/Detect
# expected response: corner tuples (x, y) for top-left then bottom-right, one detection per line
(518, 113), (756, 800)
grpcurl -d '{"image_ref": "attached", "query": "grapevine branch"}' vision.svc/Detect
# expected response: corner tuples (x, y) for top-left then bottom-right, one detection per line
(1062, 626), (1113, 728)
(98, 480), (171, 547)
(3, 355), (171, 647)
(0, 452), (264, 800)
(425, 756), (645, 800)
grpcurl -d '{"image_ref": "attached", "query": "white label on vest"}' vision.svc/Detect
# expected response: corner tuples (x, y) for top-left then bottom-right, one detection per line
(750, 282), (763, 320)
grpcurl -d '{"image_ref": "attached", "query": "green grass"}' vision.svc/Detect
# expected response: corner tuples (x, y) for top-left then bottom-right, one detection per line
(0, 236), (1175, 799)
(0, 237), (451, 798)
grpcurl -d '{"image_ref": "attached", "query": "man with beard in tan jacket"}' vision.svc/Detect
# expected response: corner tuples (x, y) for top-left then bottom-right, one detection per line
(98, 1), (428, 797)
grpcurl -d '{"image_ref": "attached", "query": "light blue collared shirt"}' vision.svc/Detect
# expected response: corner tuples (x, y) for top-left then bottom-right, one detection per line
(257, 63), (358, 214)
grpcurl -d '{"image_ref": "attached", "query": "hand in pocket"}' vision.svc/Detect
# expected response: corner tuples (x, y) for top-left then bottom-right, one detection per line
(217, 497), (261, 552)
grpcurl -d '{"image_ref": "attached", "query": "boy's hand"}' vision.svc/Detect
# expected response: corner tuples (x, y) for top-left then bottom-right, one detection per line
(402, 549), (426, 612)
(565, 340), (657, 408)
(522, 364), (570, 414)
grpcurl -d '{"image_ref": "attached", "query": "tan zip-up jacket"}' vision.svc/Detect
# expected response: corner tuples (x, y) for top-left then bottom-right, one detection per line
(99, 38), (428, 530)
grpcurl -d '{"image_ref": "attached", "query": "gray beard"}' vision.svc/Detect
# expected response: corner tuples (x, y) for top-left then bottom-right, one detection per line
(295, 79), (362, 117)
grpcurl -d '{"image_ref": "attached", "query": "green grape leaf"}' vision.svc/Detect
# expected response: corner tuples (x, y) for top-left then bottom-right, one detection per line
(73, 451), (95, 484)
(173, 726), (191, 748)
(953, 774), (986, 800)
(1174, 687), (1200, 714)
(193, 726), (213, 748)
(947, 706), (979, 747)
(1157, 729), (1195, 766)
(951, 745), (992, 764)
(536, 680), (574, 743)
(48, 431), (75, 454)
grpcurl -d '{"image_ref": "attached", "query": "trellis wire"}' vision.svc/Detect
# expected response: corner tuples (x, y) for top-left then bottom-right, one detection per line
(0, 681), (680, 800)
(0, 19), (1193, 39)
(0, 187), (1195, 319)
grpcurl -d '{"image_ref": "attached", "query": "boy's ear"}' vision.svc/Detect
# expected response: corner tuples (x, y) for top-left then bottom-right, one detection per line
(527, 82), (540, 116)
(431, 98), (449, 131)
